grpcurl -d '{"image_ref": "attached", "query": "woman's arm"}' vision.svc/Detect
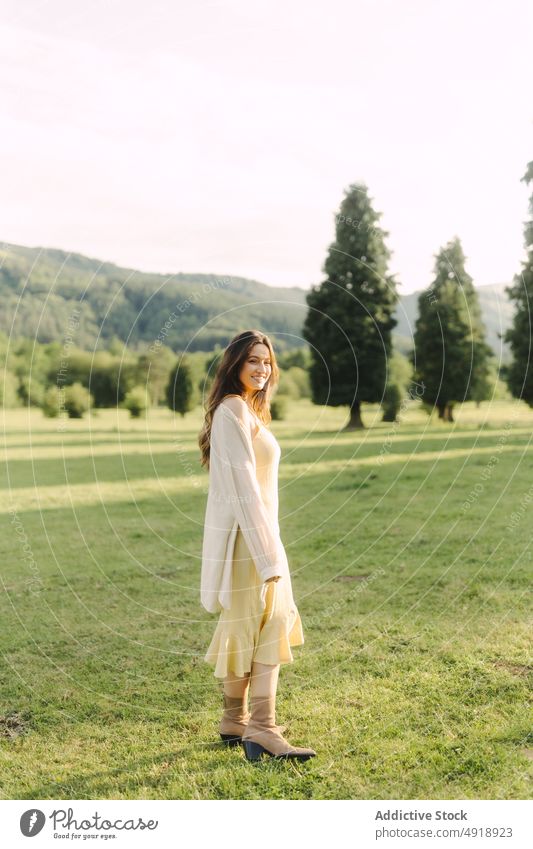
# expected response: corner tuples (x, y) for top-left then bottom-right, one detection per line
(213, 398), (284, 582)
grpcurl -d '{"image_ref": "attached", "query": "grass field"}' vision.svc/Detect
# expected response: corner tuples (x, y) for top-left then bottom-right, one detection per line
(1, 399), (532, 799)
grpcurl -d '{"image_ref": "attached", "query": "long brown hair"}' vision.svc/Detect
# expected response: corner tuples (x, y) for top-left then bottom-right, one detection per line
(198, 330), (280, 469)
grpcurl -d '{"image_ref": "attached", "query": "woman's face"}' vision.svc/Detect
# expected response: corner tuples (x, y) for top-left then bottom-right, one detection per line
(239, 342), (272, 396)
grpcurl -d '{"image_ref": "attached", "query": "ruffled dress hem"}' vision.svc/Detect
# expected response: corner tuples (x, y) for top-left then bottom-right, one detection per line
(204, 609), (305, 679)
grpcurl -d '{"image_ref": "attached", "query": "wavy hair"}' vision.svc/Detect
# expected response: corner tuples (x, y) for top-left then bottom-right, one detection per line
(198, 330), (280, 470)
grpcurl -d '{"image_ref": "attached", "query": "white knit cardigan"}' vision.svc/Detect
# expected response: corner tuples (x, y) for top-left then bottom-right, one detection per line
(200, 401), (286, 613)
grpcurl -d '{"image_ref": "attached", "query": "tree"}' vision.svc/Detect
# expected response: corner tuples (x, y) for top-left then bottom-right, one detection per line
(46, 348), (136, 407)
(274, 370), (300, 399)
(277, 348), (309, 370)
(413, 238), (492, 422)
(11, 338), (49, 406)
(381, 351), (413, 422)
(63, 382), (92, 418)
(202, 347), (223, 395)
(286, 366), (311, 398)
(123, 386), (149, 418)
(0, 367), (20, 408)
(134, 346), (176, 406)
(42, 385), (61, 417)
(381, 382), (403, 423)
(166, 356), (194, 416)
(303, 183), (399, 429)
(505, 159), (533, 406)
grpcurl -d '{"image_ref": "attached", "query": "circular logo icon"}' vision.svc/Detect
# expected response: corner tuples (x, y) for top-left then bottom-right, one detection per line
(20, 809), (46, 837)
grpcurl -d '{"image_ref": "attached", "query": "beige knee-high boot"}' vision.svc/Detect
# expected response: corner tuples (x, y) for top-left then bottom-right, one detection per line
(242, 662), (316, 762)
(219, 672), (251, 746)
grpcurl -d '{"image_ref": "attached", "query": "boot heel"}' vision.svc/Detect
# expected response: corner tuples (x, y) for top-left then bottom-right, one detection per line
(220, 733), (242, 747)
(242, 740), (266, 761)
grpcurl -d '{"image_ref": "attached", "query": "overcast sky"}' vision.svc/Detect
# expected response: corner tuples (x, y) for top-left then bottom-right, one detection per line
(1, 0), (532, 294)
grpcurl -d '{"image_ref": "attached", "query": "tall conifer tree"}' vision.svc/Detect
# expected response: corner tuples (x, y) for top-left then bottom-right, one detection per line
(505, 160), (533, 406)
(413, 238), (491, 421)
(303, 183), (398, 429)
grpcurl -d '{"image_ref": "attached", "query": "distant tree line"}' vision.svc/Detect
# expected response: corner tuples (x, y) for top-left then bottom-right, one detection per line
(0, 334), (311, 419)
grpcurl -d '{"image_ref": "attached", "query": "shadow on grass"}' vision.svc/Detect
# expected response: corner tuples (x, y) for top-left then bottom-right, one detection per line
(21, 734), (302, 799)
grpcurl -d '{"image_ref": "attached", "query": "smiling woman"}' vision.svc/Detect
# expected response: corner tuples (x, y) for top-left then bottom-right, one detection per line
(197, 329), (316, 763)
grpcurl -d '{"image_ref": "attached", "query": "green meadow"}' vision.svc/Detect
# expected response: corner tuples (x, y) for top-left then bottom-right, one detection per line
(1, 399), (532, 799)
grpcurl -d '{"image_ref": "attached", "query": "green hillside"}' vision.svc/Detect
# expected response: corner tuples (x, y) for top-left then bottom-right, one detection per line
(0, 242), (308, 352)
(0, 242), (514, 356)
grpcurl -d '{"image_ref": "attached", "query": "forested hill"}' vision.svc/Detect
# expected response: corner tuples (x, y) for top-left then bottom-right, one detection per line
(0, 242), (513, 355)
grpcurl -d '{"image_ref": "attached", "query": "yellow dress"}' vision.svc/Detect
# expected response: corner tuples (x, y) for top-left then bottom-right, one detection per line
(204, 418), (304, 678)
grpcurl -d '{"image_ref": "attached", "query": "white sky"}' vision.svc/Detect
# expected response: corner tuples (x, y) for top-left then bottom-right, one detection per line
(1, 0), (532, 294)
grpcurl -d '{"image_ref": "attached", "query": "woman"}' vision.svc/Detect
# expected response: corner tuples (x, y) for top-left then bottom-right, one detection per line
(198, 330), (316, 762)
